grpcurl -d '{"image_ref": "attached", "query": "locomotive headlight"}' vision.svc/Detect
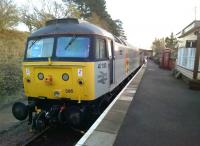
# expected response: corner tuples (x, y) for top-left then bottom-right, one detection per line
(54, 91), (60, 97)
(62, 73), (69, 81)
(38, 73), (44, 80)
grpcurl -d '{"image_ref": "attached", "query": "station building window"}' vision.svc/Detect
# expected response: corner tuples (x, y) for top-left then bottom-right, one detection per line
(95, 38), (107, 60)
(177, 47), (196, 70)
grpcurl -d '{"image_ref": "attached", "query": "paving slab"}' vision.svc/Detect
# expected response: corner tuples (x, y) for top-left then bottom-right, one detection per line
(84, 131), (116, 146)
(96, 110), (126, 134)
(109, 100), (131, 113)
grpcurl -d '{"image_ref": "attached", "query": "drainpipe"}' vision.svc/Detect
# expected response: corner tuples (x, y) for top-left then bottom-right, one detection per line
(193, 30), (200, 80)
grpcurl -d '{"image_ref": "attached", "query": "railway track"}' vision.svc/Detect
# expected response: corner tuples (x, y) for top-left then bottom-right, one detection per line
(16, 127), (50, 146)
(21, 126), (83, 146)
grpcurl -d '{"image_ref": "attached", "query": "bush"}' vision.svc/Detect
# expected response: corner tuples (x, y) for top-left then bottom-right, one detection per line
(0, 30), (27, 103)
(0, 61), (22, 96)
(0, 29), (28, 63)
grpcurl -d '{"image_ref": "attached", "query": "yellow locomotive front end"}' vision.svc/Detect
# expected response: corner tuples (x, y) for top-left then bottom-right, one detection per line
(23, 35), (95, 102)
(23, 61), (95, 102)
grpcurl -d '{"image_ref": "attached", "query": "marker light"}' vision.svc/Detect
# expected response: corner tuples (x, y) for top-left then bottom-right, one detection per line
(78, 79), (84, 85)
(62, 73), (69, 81)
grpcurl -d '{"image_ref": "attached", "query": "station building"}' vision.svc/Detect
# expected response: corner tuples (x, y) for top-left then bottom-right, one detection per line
(176, 20), (200, 81)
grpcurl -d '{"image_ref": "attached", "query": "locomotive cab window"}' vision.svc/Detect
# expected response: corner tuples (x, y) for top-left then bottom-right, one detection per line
(95, 38), (107, 60)
(26, 38), (54, 58)
(56, 36), (90, 58)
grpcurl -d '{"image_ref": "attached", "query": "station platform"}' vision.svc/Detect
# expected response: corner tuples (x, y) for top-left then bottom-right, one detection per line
(114, 61), (200, 146)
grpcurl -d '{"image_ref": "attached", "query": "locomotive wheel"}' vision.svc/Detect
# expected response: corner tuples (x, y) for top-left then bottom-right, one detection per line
(32, 112), (46, 131)
(58, 106), (84, 128)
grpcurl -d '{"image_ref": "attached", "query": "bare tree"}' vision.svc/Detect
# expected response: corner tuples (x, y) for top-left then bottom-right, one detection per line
(20, 0), (81, 32)
(0, 0), (19, 30)
(20, 5), (34, 32)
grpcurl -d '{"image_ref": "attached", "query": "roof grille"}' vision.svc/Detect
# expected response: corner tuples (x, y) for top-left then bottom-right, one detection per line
(45, 18), (79, 26)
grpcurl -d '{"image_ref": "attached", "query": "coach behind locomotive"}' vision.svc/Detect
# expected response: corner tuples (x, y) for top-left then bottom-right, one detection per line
(12, 18), (140, 130)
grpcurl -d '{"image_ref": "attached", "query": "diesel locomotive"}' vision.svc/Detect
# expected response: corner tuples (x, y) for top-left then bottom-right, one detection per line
(12, 18), (140, 130)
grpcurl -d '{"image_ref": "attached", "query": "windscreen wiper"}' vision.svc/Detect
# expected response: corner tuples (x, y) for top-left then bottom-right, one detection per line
(28, 38), (41, 49)
(64, 35), (77, 50)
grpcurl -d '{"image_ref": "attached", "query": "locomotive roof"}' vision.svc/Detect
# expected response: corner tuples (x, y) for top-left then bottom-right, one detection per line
(30, 18), (114, 38)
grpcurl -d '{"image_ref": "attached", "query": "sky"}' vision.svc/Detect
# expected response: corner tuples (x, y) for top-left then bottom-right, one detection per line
(15, 0), (200, 49)
(106, 0), (200, 49)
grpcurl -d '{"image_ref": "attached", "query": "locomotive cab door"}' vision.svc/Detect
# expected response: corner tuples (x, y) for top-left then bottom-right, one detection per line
(107, 39), (114, 84)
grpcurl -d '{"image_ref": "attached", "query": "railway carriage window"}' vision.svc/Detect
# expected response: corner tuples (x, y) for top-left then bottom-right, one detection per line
(56, 36), (90, 58)
(95, 39), (107, 59)
(119, 50), (123, 55)
(26, 38), (54, 58)
(107, 40), (113, 58)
